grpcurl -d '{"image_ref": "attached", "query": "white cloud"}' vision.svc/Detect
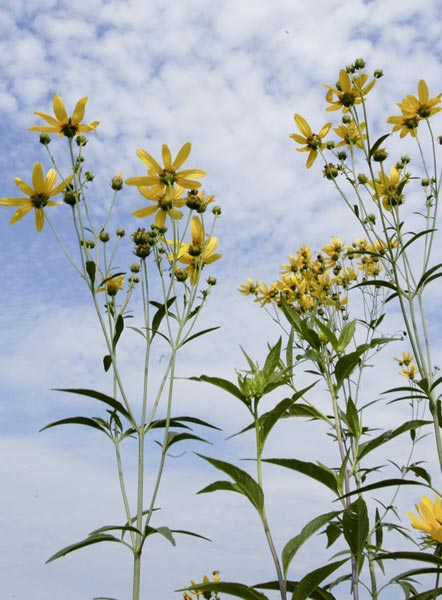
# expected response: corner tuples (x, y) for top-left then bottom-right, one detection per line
(0, 0), (441, 598)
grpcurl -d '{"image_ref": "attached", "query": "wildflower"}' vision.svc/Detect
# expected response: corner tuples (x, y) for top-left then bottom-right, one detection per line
(255, 282), (279, 305)
(386, 114), (419, 138)
(324, 69), (376, 112)
(290, 114), (332, 168)
(132, 184), (186, 228)
(394, 352), (414, 366)
(239, 278), (260, 296)
(406, 495), (442, 544)
(30, 94), (99, 138)
(173, 216), (221, 285)
(368, 166), (409, 211)
(333, 120), (367, 148)
(0, 162), (73, 231)
(322, 237), (346, 266)
(111, 173), (124, 191)
(126, 143), (205, 196)
(397, 80), (442, 120)
(97, 274), (125, 296)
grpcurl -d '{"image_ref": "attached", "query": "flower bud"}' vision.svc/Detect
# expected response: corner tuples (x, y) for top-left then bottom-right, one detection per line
(130, 262), (141, 273)
(326, 140), (335, 150)
(373, 69), (383, 79)
(323, 163), (339, 180)
(76, 135), (88, 147)
(212, 205), (221, 216)
(99, 231), (110, 243)
(128, 276), (139, 284)
(134, 243), (151, 259)
(174, 267), (188, 282)
(116, 228), (125, 237)
(85, 171), (94, 181)
(39, 134), (51, 145)
(63, 189), (78, 206)
(357, 173), (368, 184)
(337, 151), (347, 161)
(354, 58), (366, 69)
(207, 276), (217, 286)
(372, 148), (388, 162)
(111, 173), (124, 191)
(342, 114), (352, 124)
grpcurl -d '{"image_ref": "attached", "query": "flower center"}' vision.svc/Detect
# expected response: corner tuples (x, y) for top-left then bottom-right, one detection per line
(31, 193), (49, 208)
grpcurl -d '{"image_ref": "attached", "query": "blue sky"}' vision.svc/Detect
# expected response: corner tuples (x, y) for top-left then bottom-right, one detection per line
(0, 0), (441, 599)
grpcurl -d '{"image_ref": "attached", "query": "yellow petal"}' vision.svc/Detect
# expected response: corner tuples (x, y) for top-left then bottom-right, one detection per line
(172, 142), (191, 169)
(32, 162), (45, 193)
(136, 149), (162, 174)
(53, 94), (68, 122)
(35, 208), (44, 231)
(32, 112), (60, 126)
(10, 204), (33, 224)
(43, 169), (57, 194)
(162, 144), (172, 169)
(418, 80), (429, 103)
(294, 114), (312, 138)
(14, 178), (35, 196)
(72, 97), (88, 124)
(190, 216), (203, 242)
(132, 205), (158, 218)
(50, 175), (74, 197)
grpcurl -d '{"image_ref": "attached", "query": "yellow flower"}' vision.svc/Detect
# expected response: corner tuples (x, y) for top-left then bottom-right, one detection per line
(290, 114), (332, 168)
(0, 162), (73, 231)
(126, 143), (206, 195)
(406, 495), (442, 543)
(97, 274), (125, 296)
(29, 94), (99, 138)
(255, 282), (279, 305)
(394, 352), (414, 367)
(397, 80), (442, 120)
(386, 114), (419, 138)
(174, 216), (221, 285)
(368, 166), (409, 211)
(333, 120), (367, 148)
(239, 278), (260, 296)
(324, 69), (376, 112)
(132, 184), (186, 228)
(322, 236), (346, 266)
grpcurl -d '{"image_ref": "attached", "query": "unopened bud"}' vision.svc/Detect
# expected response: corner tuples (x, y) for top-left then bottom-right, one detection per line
(76, 135), (88, 147)
(116, 228), (125, 237)
(372, 148), (388, 162)
(111, 173), (123, 191)
(99, 231), (110, 243)
(130, 262), (140, 273)
(39, 134), (51, 145)
(212, 205), (221, 216)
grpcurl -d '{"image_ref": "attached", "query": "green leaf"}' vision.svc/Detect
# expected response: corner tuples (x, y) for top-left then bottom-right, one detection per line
(170, 528), (211, 542)
(40, 416), (110, 436)
(374, 507), (383, 549)
(155, 431), (210, 451)
(255, 581), (336, 599)
(375, 551), (442, 566)
(150, 297), (176, 339)
(342, 498), (369, 572)
(263, 337), (282, 377)
(291, 559), (347, 600)
(103, 354), (112, 372)
(86, 260), (96, 285)
(144, 525), (176, 546)
(357, 420), (430, 461)
(46, 533), (130, 563)
(345, 397), (360, 438)
(53, 388), (134, 426)
(337, 320), (356, 353)
(369, 133), (390, 158)
(282, 511), (341, 576)
(180, 582), (269, 600)
(334, 346), (368, 391)
(89, 524), (141, 536)
(197, 454), (264, 512)
(312, 318), (339, 351)
(340, 478), (425, 499)
(263, 458), (338, 495)
(258, 393), (304, 450)
(198, 480), (242, 495)
(112, 314), (124, 351)
(180, 326), (220, 347)
(148, 415), (220, 431)
(190, 375), (247, 404)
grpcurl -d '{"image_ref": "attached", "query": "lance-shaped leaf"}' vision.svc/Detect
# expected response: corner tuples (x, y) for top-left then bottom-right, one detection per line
(340, 478), (425, 499)
(150, 297), (176, 339)
(255, 581), (336, 599)
(291, 559), (347, 600)
(342, 498), (369, 573)
(103, 354), (112, 372)
(180, 582), (269, 600)
(144, 525), (176, 546)
(263, 458), (338, 495)
(155, 431), (210, 451)
(180, 326), (220, 347)
(369, 133), (390, 157)
(89, 524), (141, 536)
(53, 388), (135, 426)
(197, 454), (264, 513)
(40, 416), (111, 437)
(46, 533), (131, 563)
(375, 551), (442, 566)
(148, 415), (220, 432)
(282, 511), (341, 577)
(112, 314), (124, 351)
(190, 375), (247, 404)
(86, 260), (96, 285)
(357, 420), (431, 461)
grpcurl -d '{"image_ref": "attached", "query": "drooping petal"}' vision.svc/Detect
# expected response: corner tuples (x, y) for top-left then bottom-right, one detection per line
(10, 204), (33, 224)
(154, 210), (167, 228)
(53, 94), (68, 122)
(50, 175), (74, 197)
(132, 205), (158, 218)
(172, 143), (191, 169)
(72, 97), (88, 124)
(35, 208), (44, 231)
(32, 112), (61, 126)
(77, 121), (100, 132)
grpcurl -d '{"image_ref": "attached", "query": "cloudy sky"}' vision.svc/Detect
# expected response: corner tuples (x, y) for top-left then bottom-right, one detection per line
(0, 0), (441, 599)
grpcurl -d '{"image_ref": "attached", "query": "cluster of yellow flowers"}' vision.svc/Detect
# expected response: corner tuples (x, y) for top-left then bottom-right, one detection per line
(183, 570), (220, 600)
(0, 94), (221, 288)
(407, 495), (442, 544)
(239, 236), (385, 315)
(394, 351), (417, 380)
